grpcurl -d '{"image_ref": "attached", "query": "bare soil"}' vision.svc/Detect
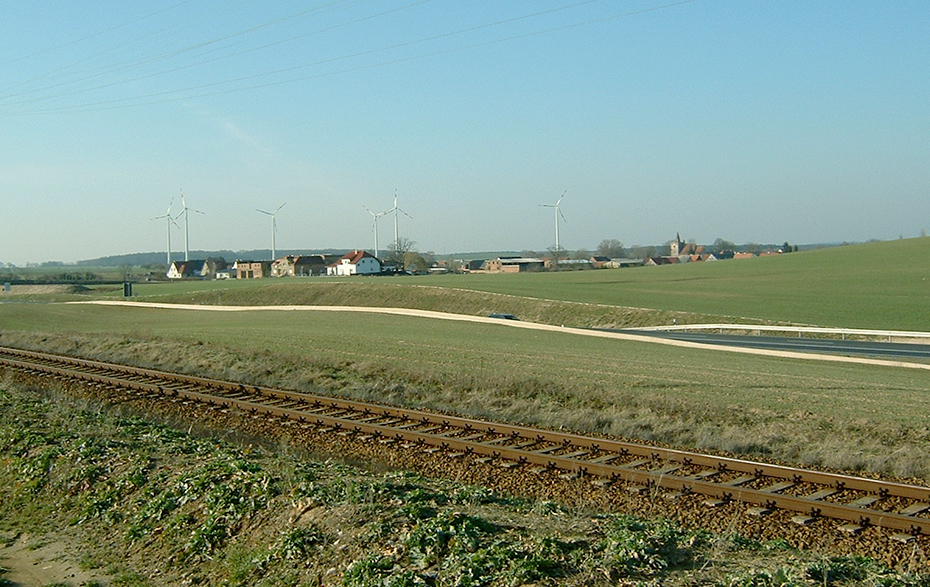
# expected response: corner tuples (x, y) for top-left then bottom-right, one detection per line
(0, 531), (112, 587)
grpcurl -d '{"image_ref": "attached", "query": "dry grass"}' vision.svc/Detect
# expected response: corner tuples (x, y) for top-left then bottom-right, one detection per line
(155, 280), (744, 329)
(3, 326), (929, 483)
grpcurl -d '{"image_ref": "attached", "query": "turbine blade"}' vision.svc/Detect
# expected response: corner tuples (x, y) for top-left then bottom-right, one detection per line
(257, 209), (272, 215)
(274, 202), (286, 214)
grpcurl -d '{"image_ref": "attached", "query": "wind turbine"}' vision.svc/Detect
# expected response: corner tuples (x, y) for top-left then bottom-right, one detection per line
(540, 190), (567, 267)
(363, 205), (387, 257)
(152, 197), (179, 266)
(385, 189), (413, 251)
(257, 202), (286, 260)
(177, 190), (205, 262)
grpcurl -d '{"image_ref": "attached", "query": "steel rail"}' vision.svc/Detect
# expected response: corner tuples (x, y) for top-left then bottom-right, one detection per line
(2, 345), (929, 536)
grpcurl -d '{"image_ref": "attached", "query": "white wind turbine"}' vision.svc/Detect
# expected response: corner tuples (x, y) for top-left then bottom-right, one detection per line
(177, 190), (205, 262)
(540, 190), (567, 267)
(152, 197), (179, 266)
(385, 189), (413, 251)
(257, 202), (286, 260)
(363, 205), (388, 258)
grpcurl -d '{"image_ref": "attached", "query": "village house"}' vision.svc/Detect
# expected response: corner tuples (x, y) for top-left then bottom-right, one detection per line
(166, 259), (225, 279)
(327, 250), (381, 276)
(271, 254), (335, 277)
(234, 260), (271, 279)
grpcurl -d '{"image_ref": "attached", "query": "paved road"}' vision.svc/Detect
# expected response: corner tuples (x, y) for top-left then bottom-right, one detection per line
(618, 330), (930, 360)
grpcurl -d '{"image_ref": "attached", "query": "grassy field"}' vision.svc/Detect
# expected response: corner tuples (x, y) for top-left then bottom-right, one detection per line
(2, 240), (930, 581)
(419, 238), (930, 330)
(9, 238), (928, 329)
(2, 301), (929, 481)
(56, 237), (925, 331)
(1, 238), (929, 479)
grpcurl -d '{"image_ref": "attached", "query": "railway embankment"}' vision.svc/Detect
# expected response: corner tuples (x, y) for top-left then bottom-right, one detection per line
(2, 370), (929, 586)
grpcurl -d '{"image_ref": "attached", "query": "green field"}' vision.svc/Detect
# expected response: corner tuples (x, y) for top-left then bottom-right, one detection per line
(69, 237), (929, 330)
(419, 238), (930, 330)
(2, 299), (929, 481)
(2, 239), (929, 480)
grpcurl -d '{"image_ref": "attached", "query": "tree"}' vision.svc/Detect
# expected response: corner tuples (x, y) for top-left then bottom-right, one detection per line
(403, 251), (428, 273)
(596, 239), (625, 259)
(711, 238), (736, 254)
(521, 250), (538, 259)
(630, 245), (656, 259)
(571, 248), (591, 261)
(547, 245), (568, 270)
(743, 243), (762, 256)
(384, 237), (417, 270)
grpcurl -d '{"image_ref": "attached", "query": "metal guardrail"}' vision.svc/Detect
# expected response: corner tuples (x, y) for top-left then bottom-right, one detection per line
(632, 324), (930, 342)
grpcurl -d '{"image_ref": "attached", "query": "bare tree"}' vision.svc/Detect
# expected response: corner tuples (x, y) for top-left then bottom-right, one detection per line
(571, 248), (591, 260)
(385, 237), (417, 269)
(596, 239), (625, 258)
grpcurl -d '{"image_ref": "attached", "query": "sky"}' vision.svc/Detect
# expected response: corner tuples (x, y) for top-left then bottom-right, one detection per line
(1, 0), (928, 264)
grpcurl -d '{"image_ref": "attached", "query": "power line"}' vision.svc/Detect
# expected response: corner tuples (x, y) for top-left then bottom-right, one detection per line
(2, 0), (698, 116)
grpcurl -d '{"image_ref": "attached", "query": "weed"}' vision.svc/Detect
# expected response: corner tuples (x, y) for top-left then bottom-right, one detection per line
(342, 555), (425, 587)
(595, 515), (698, 577)
(277, 525), (326, 562)
(222, 545), (270, 585)
(720, 568), (800, 587)
(805, 556), (869, 584)
(405, 511), (499, 568)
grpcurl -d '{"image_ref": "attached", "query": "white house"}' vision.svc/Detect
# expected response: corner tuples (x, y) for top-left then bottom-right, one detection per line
(327, 250), (381, 276)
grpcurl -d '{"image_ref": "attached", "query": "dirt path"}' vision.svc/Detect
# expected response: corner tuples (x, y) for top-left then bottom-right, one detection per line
(0, 533), (113, 587)
(72, 300), (930, 371)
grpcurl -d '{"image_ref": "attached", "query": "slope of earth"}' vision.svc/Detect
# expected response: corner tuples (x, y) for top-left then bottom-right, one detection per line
(2, 378), (928, 587)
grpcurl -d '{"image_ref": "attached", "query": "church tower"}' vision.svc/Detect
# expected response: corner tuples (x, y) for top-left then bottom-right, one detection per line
(670, 232), (683, 257)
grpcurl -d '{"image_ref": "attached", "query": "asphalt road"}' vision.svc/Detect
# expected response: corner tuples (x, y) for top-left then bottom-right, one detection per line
(619, 330), (930, 360)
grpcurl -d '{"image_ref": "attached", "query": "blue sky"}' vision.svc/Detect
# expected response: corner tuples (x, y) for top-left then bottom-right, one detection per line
(1, 0), (928, 264)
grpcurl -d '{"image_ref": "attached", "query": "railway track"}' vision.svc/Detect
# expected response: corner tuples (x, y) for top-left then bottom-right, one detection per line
(2, 345), (929, 540)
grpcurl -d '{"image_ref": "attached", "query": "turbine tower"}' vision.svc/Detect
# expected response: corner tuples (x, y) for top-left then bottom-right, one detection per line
(152, 197), (179, 266)
(177, 190), (205, 262)
(257, 202), (286, 260)
(385, 189), (412, 251)
(540, 190), (567, 267)
(363, 205), (387, 257)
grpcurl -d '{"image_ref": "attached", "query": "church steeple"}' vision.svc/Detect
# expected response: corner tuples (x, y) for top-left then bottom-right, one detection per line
(671, 232), (683, 256)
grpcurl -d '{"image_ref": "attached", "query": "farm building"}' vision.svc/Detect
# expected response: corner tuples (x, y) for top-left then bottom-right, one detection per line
(483, 257), (545, 273)
(327, 250), (381, 276)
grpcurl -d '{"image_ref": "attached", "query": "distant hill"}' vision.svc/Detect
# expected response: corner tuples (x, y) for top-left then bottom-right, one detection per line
(76, 250), (354, 267)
